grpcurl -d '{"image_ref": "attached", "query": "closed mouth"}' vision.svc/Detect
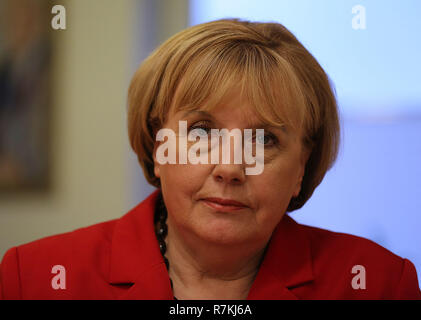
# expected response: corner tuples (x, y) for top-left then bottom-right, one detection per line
(200, 197), (249, 212)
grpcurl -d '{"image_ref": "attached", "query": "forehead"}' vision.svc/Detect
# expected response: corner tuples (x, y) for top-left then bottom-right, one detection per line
(176, 87), (252, 116)
(170, 85), (291, 132)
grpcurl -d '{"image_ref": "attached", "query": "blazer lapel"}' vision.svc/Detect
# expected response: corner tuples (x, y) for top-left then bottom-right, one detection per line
(108, 189), (173, 299)
(247, 214), (314, 300)
(117, 263), (173, 300)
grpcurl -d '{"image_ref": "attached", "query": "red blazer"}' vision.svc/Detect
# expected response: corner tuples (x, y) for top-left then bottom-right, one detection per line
(1, 190), (420, 300)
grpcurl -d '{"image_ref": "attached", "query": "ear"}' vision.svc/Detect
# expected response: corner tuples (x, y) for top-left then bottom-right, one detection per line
(292, 174), (304, 198)
(292, 147), (310, 198)
(152, 140), (161, 179)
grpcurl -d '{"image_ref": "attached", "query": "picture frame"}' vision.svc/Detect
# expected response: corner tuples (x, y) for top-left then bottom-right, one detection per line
(0, 0), (52, 193)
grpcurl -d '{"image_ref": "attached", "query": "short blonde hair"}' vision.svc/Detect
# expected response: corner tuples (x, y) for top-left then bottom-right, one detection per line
(127, 18), (340, 212)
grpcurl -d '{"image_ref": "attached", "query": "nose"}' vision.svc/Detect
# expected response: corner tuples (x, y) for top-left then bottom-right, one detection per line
(211, 132), (246, 185)
(212, 163), (246, 185)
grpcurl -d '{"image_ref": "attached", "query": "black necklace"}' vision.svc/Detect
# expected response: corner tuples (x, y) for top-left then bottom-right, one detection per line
(154, 192), (177, 299)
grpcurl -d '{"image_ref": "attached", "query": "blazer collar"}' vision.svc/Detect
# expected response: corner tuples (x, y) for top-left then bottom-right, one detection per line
(108, 189), (314, 299)
(247, 213), (315, 299)
(108, 189), (173, 299)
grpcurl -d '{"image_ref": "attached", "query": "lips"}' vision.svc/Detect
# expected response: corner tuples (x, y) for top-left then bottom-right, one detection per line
(200, 197), (249, 212)
(203, 198), (248, 207)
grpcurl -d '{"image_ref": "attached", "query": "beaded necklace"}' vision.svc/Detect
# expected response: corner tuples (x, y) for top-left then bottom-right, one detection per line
(154, 192), (177, 299)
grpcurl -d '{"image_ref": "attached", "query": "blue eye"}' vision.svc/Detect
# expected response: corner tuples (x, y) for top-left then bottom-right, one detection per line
(188, 122), (212, 137)
(256, 133), (277, 146)
(195, 128), (209, 137)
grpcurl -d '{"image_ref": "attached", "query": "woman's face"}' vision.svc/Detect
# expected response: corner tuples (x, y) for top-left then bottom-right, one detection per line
(153, 89), (309, 247)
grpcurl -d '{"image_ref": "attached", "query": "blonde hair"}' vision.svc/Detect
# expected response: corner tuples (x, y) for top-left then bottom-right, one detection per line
(127, 18), (340, 212)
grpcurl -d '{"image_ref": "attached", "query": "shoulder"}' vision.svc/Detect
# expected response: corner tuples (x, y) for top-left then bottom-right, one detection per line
(0, 190), (160, 299)
(296, 221), (421, 299)
(14, 217), (118, 264)
(20, 218), (117, 255)
(301, 222), (401, 264)
(0, 218), (118, 299)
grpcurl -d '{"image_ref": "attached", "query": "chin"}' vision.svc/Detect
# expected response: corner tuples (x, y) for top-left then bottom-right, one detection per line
(192, 219), (255, 246)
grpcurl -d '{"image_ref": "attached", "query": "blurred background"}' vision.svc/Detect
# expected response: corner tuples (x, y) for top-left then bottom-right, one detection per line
(0, 0), (420, 287)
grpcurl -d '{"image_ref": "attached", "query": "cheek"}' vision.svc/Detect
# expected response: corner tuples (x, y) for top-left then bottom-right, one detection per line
(159, 163), (210, 194)
(159, 164), (206, 224)
(260, 158), (300, 190)
(252, 158), (301, 212)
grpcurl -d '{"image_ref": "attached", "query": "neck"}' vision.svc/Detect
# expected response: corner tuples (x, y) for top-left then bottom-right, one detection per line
(165, 216), (267, 300)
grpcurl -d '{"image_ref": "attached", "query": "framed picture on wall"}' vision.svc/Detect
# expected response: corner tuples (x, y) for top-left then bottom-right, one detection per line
(0, 0), (52, 193)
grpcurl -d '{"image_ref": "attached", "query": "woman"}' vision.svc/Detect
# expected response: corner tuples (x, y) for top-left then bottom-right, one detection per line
(1, 19), (420, 300)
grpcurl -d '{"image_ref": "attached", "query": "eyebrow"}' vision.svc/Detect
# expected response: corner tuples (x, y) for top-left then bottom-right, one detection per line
(181, 110), (288, 134)
(182, 110), (215, 120)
